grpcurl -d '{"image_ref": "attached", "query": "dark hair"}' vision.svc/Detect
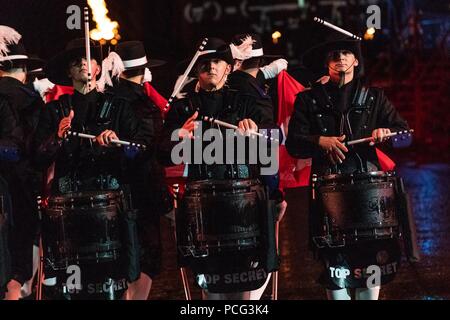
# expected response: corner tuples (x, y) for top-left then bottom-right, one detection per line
(241, 57), (264, 70)
(122, 68), (145, 78)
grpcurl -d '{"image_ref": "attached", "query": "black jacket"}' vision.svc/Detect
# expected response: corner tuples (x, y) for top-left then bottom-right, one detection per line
(161, 86), (275, 180)
(33, 89), (155, 194)
(106, 79), (172, 216)
(227, 70), (283, 200)
(286, 79), (409, 175)
(228, 70), (273, 105)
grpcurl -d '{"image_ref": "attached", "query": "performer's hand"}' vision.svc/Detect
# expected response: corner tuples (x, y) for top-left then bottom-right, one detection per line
(96, 130), (119, 147)
(318, 135), (348, 165)
(57, 110), (74, 139)
(178, 111), (199, 139)
(237, 118), (258, 136)
(370, 128), (391, 145)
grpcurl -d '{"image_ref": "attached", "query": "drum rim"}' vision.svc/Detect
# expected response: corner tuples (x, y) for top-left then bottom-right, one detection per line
(317, 170), (395, 182)
(185, 178), (261, 190)
(48, 190), (122, 203)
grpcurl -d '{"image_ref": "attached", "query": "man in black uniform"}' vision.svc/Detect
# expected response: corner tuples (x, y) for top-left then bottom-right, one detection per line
(0, 25), (45, 300)
(102, 40), (171, 300)
(33, 38), (156, 300)
(161, 37), (279, 300)
(286, 35), (409, 300)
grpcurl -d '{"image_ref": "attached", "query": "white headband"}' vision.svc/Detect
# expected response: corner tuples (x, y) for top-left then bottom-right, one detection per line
(0, 54), (28, 61)
(122, 56), (148, 68)
(251, 48), (264, 57)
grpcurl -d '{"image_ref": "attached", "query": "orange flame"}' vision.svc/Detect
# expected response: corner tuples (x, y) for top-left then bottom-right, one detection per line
(88, 0), (120, 42)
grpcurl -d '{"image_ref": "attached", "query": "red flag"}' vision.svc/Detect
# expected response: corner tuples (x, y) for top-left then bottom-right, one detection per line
(45, 85), (74, 103)
(376, 148), (396, 171)
(143, 82), (169, 115)
(277, 70), (311, 189)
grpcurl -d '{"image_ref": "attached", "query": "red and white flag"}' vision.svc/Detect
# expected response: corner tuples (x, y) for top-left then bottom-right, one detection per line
(277, 70), (311, 189)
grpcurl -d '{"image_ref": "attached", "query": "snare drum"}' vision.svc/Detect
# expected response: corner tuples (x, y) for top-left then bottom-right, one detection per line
(176, 179), (266, 258)
(312, 171), (400, 247)
(43, 191), (124, 270)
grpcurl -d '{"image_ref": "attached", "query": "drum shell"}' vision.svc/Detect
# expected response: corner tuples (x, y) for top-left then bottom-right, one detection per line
(314, 172), (400, 245)
(176, 179), (266, 256)
(43, 191), (124, 269)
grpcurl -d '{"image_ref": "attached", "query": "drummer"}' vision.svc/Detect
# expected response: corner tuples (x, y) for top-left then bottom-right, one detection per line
(160, 37), (279, 300)
(32, 39), (157, 299)
(285, 33), (409, 300)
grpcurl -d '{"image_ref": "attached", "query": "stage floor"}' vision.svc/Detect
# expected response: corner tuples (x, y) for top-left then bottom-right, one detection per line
(151, 161), (450, 300)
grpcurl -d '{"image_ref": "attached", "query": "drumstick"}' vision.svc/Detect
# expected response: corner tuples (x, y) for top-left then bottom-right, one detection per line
(201, 116), (279, 142)
(345, 129), (414, 146)
(313, 17), (362, 40)
(84, 7), (93, 91)
(66, 131), (146, 149)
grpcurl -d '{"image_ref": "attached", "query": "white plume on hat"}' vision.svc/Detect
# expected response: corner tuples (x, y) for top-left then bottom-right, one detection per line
(230, 35), (255, 60)
(0, 25), (22, 57)
(97, 51), (125, 92)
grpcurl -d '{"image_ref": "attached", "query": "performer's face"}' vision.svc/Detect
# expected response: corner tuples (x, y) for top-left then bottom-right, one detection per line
(327, 50), (359, 75)
(68, 57), (101, 82)
(197, 59), (232, 90)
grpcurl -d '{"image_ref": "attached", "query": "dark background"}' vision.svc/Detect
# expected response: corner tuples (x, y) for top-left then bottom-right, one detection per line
(1, 1), (448, 155)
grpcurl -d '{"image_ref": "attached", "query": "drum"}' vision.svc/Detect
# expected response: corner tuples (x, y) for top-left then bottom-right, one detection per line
(312, 171), (400, 247)
(177, 179), (266, 258)
(43, 190), (125, 270)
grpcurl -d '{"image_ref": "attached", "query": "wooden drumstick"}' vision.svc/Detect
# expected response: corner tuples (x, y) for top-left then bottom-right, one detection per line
(201, 116), (279, 142)
(345, 129), (414, 146)
(66, 131), (147, 149)
(314, 17), (362, 40)
(84, 7), (93, 91)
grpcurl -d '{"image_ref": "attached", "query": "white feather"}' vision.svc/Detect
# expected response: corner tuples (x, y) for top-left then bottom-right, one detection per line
(0, 25), (22, 56)
(229, 35), (255, 60)
(97, 51), (125, 92)
(142, 67), (152, 83)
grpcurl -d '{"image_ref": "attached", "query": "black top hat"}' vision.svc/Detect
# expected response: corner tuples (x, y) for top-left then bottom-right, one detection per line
(45, 38), (102, 86)
(231, 33), (282, 60)
(0, 26), (44, 71)
(179, 37), (234, 77)
(115, 41), (166, 71)
(196, 37), (234, 66)
(302, 34), (363, 77)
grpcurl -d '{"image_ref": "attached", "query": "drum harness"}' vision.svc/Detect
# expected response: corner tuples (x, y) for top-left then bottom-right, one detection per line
(313, 82), (373, 175)
(56, 94), (124, 193)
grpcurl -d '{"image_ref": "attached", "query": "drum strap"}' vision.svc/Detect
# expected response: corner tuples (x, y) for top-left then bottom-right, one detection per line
(351, 84), (369, 108)
(57, 94), (72, 119)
